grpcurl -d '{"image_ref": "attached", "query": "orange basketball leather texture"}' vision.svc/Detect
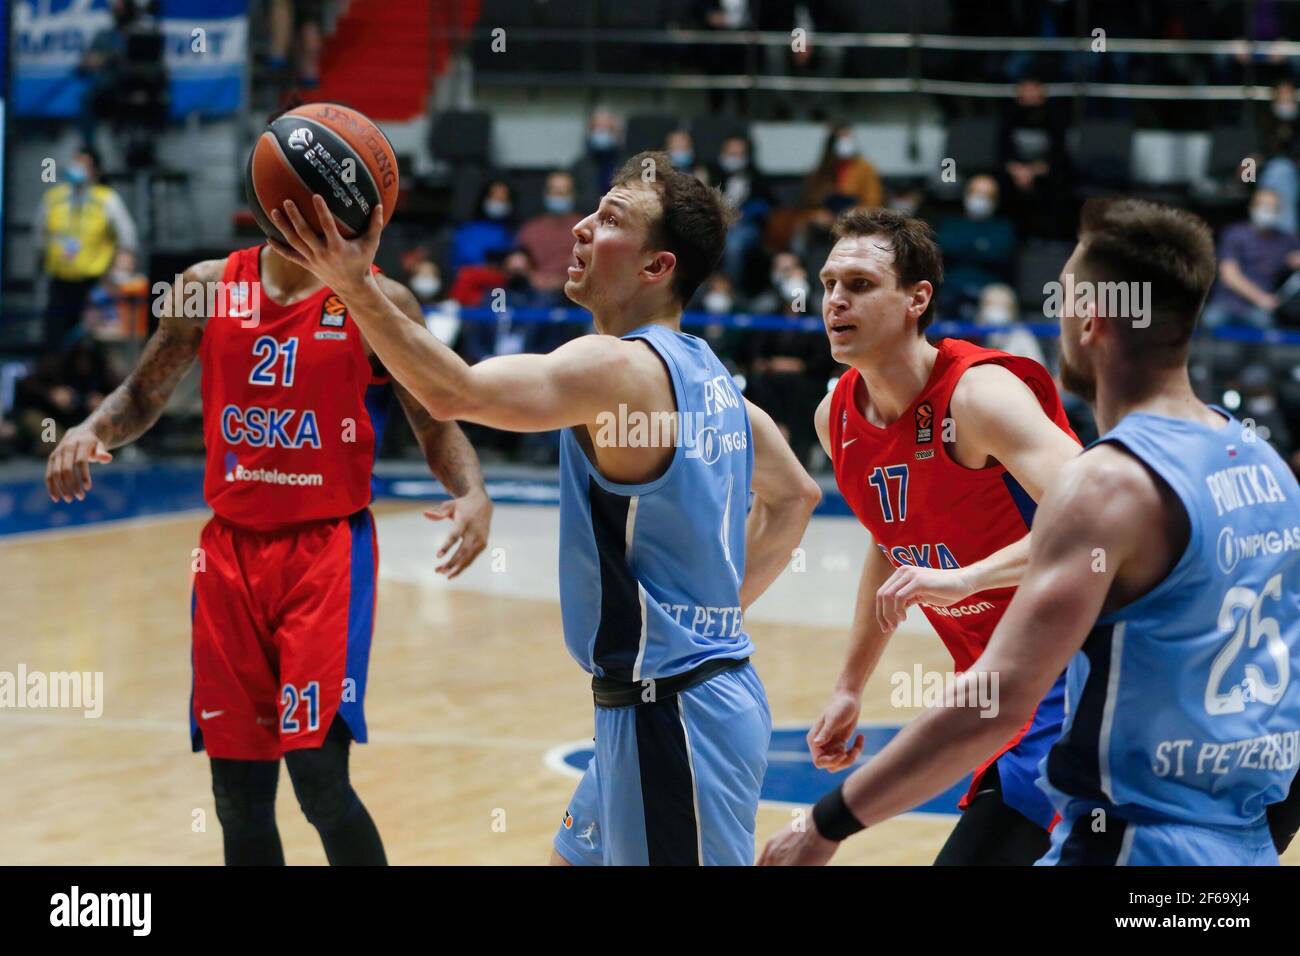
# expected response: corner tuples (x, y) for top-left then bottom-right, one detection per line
(245, 102), (400, 244)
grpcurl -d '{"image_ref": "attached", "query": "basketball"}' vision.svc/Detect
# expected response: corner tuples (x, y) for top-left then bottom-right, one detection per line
(245, 102), (399, 244)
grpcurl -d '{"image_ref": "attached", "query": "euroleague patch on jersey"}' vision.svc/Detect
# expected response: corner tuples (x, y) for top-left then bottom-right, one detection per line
(915, 401), (934, 443)
(545, 727), (968, 815)
(320, 294), (348, 327)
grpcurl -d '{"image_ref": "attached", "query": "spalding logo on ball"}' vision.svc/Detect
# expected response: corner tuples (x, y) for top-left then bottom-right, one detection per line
(245, 102), (399, 245)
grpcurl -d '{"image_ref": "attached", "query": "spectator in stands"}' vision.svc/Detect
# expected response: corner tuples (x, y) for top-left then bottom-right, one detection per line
(408, 259), (445, 308)
(516, 171), (584, 292)
(666, 129), (695, 170)
(1237, 362), (1294, 458)
(448, 179), (516, 275)
(571, 109), (623, 208)
(755, 0), (839, 119)
(885, 179), (928, 219)
(688, 273), (746, 366)
(1259, 79), (1300, 234)
(694, 272), (743, 317)
(936, 174), (1016, 319)
(665, 130), (710, 183)
(36, 147), (138, 350)
(1261, 79), (1300, 155)
(749, 252), (814, 317)
(1202, 188), (1300, 330)
(268, 0), (323, 91)
(803, 124), (884, 212)
(693, 0), (752, 113)
(741, 288), (830, 469)
(83, 249), (149, 341)
(710, 135), (773, 289)
(999, 75), (1069, 239)
(974, 284), (1045, 366)
(13, 338), (119, 454)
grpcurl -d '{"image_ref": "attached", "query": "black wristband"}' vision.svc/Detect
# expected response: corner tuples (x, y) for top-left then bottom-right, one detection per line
(812, 783), (866, 842)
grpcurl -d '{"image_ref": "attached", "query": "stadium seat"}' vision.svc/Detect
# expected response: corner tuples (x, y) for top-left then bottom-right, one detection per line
(448, 167), (491, 224)
(1015, 240), (1076, 319)
(430, 110), (494, 166)
(689, 115), (752, 168)
(477, 0), (542, 27)
(535, 0), (591, 28)
(938, 117), (1000, 197)
(599, 1), (664, 28)
(625, 114), (683, 156)
(508, 169), (553, 222)
(1071, 120), (1135, 195)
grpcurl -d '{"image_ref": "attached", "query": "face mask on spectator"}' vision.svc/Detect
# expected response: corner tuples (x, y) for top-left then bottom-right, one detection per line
(1275, 101), (1299, 122)
(589, 129), (616, 151)
(835, 136), (858, 159)
(66, 164), (88, 186)
(703, 291), (734, 315)
(980, 306), (1013, 326)
(965, 194), (995, 219)
(1251, 205), (1280, 229)
(544, 194), (574, 215)
(669, 150), (694, 168)
(411, 275), (441, 299)
(483, 199), (511, 220)
(719, 153), (747, 174)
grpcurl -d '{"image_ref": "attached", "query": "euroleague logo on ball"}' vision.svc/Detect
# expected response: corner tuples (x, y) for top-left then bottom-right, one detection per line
(287, 127), (314, 151)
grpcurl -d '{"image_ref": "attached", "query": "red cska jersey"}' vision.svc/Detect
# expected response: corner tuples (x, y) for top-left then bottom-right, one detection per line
(829, 337), (1078, 671)
(201, 245), (389, 530)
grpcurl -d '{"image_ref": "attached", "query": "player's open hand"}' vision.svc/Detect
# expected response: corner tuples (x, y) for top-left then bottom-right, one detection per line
(45, 425), (112, 503)
(424, 488), (493, 578)
(758, 820), (839, 866)
(875, 565), (975, 634)
(808, 690), (865, 772)
(268, 195), (382, 298)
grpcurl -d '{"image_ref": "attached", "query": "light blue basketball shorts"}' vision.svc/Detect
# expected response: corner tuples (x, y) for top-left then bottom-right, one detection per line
(554, 661), (771, 866)
(1038, 810), (1279, 865)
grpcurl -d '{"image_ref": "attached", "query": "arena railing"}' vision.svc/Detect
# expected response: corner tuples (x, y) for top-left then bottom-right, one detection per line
(443, 305), (1300, 347)
(459, 27), (1300, 102)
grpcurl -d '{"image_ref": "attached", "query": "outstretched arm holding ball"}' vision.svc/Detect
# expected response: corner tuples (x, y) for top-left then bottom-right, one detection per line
(269, 195), (643, 436)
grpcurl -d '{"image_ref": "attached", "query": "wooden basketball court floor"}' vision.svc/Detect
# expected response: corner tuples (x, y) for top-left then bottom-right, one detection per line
(3, 500), (1296, 866)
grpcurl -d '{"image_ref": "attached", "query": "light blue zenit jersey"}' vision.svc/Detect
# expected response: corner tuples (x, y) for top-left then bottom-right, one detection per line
(558, 324), (755, 682)
(1042, 410), (1300, 828)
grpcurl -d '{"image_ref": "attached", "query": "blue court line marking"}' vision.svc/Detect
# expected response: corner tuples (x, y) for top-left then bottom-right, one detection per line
(546, 725), (967, 816)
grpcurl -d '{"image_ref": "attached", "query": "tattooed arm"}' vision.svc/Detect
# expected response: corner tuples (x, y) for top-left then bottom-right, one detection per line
(45, 259), (220, 502)
(374, 275), (493, 578)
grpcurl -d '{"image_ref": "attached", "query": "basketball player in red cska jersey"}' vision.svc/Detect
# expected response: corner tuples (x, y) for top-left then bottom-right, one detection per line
(45, 241), (492, 866)
(806, 209), (1082, 864)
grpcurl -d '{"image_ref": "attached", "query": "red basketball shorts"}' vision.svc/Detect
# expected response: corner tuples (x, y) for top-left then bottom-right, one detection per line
(189, 509), (378, 760)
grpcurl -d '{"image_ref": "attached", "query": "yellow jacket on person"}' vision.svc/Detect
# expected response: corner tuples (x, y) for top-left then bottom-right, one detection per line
(39, 183), (137, 282)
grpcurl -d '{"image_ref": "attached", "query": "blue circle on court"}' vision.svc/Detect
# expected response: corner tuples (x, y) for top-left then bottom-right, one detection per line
(559, 725), (969, 815)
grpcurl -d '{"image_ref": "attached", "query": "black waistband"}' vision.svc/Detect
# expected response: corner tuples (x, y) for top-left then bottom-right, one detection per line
(592, 656), (749, 708)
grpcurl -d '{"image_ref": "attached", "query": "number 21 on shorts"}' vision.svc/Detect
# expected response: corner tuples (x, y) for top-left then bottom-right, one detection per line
(281, 681), (321, 733)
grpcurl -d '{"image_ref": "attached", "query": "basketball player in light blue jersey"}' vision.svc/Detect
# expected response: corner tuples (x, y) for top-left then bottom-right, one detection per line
(760, 197), (1300, 866)
(268, 152), (821, 865)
